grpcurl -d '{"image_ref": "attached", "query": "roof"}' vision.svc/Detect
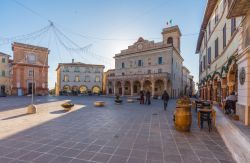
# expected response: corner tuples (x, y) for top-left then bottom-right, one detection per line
(56, 62), (105, 71)
(196, 0), (218, 53)
(12, 42), (49, 52)
(161, 25), (182, 36)
(0, 52), (10, 57)
(182, 66), (190, 73)
(227, 0), (250, 18)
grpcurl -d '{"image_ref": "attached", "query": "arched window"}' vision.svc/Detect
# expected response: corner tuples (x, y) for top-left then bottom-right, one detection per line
(167, 37), (173, 45)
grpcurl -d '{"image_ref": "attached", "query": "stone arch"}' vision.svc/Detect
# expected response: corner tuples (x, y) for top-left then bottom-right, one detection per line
(155, 79), (164, 96)
(167, 37), (173, 45)
(63, 85), (71, 92)
(133, 81), (141, 95)
(79, 85), (88, 94)
(143, 80), (152, 92)
(92, 85), (101, 94)
(124, 81), (131, 95)
(115, 81), (122, 95)
(107, 81), (113, 94)
(212, 75), (222, 102)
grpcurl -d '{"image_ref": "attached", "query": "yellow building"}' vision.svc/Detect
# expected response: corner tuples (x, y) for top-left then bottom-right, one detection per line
(55, 61), (104, 96)
(0, 52), (11, 95)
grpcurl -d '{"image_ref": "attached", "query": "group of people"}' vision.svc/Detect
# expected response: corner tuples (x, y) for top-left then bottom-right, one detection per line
(139, 90), (151, 105)
(139, 90), (170, 111)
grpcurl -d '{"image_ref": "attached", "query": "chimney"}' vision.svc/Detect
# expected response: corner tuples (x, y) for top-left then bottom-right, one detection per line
(72, 59), (74, 63)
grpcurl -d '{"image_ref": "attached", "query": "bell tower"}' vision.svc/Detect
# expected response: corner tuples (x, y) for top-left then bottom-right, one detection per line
(162, 25), (182, 52)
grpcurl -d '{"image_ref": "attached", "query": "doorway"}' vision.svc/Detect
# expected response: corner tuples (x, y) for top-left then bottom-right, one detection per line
(28, 82), (35, 95)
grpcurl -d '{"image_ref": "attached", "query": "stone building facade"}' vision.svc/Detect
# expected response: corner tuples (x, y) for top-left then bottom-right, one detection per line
(0, 52), (11, 95)
(196, 0), (250, 125)
(106, 26), (184, 98)
(11, 42), (49, 96)
(55, 61), (104, 96)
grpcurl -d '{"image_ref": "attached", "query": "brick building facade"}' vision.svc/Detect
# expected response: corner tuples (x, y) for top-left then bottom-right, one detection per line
(11, 42), (49, 96)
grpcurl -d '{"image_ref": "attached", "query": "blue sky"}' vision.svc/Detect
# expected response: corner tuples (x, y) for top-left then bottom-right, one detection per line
(0, 0), (206, 89)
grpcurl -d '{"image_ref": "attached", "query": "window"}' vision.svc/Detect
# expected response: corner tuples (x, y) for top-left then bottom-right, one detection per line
(208, 47), (211, 64)
(122, 62), (125, 68)
(64, 75), (69, 82)
(85, 68), (90, 73)
(158, 57), (163, 64)
(158, 69), (162, 73)
(215, 38), (219, 58)
(95, 76), (100, 82)
(138, 60), (142, 67)
(2, 70), (5, 77)
(75, 75), (80, 82)
(74, 67), (80, 72)
(167, 37), (173, 45)
(28, 70), (33, 77)
(64, 67), (69, 72)
(122, 72), (125, 76)
(148, 70), (151, 74)
(223, 23), (227, 48)
(231, 18), (236, 36)
(95, 68), (100, 73)
(2, 58), (5, 63)
(215, 7), (218, 24)
(85, 76), (90, 82)
(27, 54), (36, 64)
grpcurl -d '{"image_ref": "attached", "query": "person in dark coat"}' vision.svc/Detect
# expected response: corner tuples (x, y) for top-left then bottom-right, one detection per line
(162, 90), (169, 110)
(145, 91), (151, 105)
(140, 91), (144, 104)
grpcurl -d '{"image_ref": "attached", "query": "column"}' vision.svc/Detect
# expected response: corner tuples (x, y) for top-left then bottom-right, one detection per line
(213, 86), (217, 102)
(106, 86), (109, 95)
(130, 81), (133, 96)
(122, 82), (125, 96)
(221, 85), (227, 101)
(164, 79), (167, 91)
(207, 86), (211, 101)
(113, 84), (116, 95)
(140, 80), (143, 91)
(228, 82), (235, 95)
(152, 81), (155, 97)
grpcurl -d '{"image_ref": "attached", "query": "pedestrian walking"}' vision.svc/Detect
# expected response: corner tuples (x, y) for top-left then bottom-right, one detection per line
(145, 91), (151, 105)
(140, 91), (144, 104)
(162, 90), (169, 111)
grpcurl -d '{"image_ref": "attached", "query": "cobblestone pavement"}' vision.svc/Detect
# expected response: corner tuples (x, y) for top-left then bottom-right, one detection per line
(0, 96), (235, 163)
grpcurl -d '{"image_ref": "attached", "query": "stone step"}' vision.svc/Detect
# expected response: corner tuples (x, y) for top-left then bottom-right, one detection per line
(213, 105), (250, 163)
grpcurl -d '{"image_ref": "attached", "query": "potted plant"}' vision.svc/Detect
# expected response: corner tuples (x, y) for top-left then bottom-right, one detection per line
(115, 95), (122, 104)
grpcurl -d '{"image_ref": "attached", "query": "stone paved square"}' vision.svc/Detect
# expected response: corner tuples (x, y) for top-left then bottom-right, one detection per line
(0, 96), (235, 163)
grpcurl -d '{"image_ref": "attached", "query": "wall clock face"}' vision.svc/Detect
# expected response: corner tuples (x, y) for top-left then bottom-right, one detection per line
(239, 67), (246, 85)
(137, 44), (143, 50)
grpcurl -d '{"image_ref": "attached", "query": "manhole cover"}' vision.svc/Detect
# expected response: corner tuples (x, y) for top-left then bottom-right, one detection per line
(114, 135), (119, 138)
(152, 113), (158, 115)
